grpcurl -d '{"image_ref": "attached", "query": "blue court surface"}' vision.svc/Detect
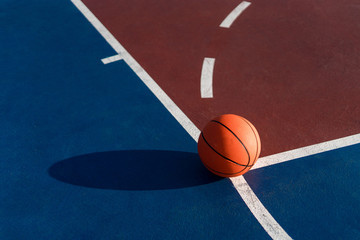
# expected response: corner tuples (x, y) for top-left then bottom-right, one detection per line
(1, 0), (359, 239)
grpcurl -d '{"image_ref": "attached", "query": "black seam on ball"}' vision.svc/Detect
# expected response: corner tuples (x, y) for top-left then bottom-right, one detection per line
(202, 160), (249, 176)
(240, 117), (260, 162)
(210, 120), (251, 167)
(201, 132), (253, 167)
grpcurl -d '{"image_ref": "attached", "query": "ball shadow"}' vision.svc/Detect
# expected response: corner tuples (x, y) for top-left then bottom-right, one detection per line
(48, 150), (222, 190)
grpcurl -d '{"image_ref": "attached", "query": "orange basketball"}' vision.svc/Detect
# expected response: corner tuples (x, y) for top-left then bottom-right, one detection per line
(197, 114), (261, 177)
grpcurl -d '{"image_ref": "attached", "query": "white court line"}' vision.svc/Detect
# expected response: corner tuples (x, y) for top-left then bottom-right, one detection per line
(101, 54), (122, 64)
(252, 133), (360, 171)
(200, 58), (215, 98)
(220, 1), (251, 28)
(71, 0), (200, 142)
(231, 176), (291, 239)
(71, 0), (290, 238)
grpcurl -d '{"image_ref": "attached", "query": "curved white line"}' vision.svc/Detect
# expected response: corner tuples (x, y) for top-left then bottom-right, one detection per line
(201, 58), (215, 98)
(220, 1), (251, 28)
(71, 1), (291, 239)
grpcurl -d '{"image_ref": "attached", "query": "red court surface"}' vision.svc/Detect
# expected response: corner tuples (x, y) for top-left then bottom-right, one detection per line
(84, 0), (360, 156)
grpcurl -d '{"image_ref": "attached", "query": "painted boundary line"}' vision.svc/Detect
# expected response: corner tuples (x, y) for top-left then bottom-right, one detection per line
(232, 133), (360, 239)
(231, 176), (291, 239)
(200, 58), (215, 98)
(71, 0), (200, 142)
(71, 0), (291, 238)
(220, 1), (251, 28)
(252, 133), (360, 170)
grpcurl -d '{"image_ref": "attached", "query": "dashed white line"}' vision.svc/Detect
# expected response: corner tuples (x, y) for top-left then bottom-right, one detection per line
(71, 0), (290, 239)
(101, 54), (122, 64)
(200, 58), (215, 98)
(220, 1), (251, 28)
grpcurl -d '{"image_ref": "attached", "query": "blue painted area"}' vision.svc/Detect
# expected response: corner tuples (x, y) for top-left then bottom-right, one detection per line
(246, 144), (360, 239)
(0, 1), (269, 239)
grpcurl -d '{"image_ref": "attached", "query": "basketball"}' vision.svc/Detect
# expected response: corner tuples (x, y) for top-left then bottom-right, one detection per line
(197, 114), (261, 177)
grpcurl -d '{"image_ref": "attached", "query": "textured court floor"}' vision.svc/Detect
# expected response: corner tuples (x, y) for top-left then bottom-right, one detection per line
(1, 0), (359, 239)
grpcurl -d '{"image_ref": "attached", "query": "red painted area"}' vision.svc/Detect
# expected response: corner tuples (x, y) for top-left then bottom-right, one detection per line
(84, 0), (360, 156)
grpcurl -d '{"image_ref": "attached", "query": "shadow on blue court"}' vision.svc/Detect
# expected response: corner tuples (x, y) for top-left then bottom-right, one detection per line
(49, 150), (222, 190)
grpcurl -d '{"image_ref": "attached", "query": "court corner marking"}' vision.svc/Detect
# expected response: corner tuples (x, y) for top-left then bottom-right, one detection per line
(71, 0), (200, 142)
(71, 1), (291, 239)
